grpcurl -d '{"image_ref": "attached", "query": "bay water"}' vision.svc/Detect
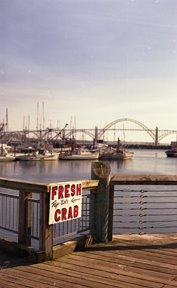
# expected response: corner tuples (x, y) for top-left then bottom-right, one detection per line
(0, 149), (176, 184)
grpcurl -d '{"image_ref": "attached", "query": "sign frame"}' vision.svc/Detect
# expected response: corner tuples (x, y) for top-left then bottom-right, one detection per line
(48, 181), (82, 225)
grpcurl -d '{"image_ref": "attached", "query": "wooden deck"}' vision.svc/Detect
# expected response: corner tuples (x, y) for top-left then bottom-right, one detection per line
(1, 234), (177, 288)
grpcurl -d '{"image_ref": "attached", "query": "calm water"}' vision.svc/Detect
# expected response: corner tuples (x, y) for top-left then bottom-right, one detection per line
(1, 148), (177, 241)
(0, 149), (177, 184)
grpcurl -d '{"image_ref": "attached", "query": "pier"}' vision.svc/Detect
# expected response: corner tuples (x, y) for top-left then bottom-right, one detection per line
(1, 234), (177, 288)
(1, 162), (177, 287)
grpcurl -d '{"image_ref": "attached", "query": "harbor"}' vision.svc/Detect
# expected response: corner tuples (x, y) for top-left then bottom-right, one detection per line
(1, 0), (177, 286)
(1, 114), (176, 165)
(0, 149), (175, 183)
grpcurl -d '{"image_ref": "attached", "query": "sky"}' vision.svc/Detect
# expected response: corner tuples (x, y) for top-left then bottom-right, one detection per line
(0, 0), (177, 142)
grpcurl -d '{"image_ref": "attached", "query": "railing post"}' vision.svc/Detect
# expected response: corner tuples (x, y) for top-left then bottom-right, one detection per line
(18, 191), (32, 246)
(108, 180), (114, 241)
(91, 161), (111, 242)
(39, 190), (53, 260)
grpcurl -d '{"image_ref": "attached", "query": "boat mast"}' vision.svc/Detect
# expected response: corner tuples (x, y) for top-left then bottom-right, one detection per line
(6, 108), (8, 132)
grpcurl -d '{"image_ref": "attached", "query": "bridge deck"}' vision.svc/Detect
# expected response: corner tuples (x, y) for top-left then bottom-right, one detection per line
(1, 234), (177, 288)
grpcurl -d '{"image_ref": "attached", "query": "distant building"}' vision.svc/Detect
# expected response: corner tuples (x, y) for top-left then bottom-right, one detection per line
(171, 141), (177, 147)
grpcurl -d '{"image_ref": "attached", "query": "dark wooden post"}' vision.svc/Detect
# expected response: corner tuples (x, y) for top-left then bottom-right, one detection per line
(39, 191), (53, 260)
(91, 161), (111, 242)
(18, 191), (32, 246)
(108, 180), (114, 241)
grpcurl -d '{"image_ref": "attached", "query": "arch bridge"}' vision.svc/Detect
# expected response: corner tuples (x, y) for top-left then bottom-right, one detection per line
(1, 118), (177, 145)
(66, 118), (177, 145)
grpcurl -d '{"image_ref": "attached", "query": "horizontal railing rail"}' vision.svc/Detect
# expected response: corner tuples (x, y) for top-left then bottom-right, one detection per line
(111, 174), (177, 185)
(109, 174), (177, 236)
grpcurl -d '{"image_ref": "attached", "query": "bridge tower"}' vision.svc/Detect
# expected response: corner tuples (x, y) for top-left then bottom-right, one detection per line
(155, 126), (158, 145)
(94, 126), (98, 146)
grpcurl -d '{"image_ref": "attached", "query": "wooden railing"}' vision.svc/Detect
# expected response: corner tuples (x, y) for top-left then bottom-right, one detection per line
(1, 162), (177, 262)
(0, 177), (99, 261)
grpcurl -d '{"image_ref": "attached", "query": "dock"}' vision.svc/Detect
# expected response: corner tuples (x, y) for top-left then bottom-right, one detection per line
(1, 162), (177, 287)
(1, 234), (177, 288)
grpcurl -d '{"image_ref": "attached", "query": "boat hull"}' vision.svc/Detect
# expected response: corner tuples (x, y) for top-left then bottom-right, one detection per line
(99, 147), (133, 160)
(100, 152), (133, 160)
(16, 153), (59, 161)
(165, 150), (177, 158)
(0, 155), (16, 161)
(59, 153), (99, 160)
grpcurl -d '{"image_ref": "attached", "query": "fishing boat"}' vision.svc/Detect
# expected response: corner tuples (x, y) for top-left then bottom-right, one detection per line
(16, 149), (59, 161)
(99, 138), (134, 160)
(0, 154), (15, 161)
(99, 146), (133, 160)
(59, 147), (99, 160)
(165, 148), (177, 158)
(0, 145), (15, 161)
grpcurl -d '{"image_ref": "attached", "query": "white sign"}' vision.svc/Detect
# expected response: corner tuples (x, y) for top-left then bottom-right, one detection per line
(49, 181), (82, 225)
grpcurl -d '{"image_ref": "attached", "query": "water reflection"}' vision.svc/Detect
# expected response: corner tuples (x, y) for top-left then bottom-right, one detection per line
(101, 158), (129, 175)
(0, 149), (176, 183)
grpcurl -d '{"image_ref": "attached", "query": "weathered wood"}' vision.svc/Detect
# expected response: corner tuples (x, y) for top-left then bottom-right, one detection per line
(0, 176), (100, 261)
(46, 179), (99, 190)
(111, 174), (177, 185)
(82, 179), (99, 189)
(108, 180), (114, 241)
(1, 234), (177, 288)
(0, 177), (48, 192)
(39, 190), (53, 260)
(91, 161), (111, 243)
(18, 191), (32, 246)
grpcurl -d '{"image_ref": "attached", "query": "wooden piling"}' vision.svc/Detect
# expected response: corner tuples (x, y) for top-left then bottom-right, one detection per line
(91, 161), (111, 243)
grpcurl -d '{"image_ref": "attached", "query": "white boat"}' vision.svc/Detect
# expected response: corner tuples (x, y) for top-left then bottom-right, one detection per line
(99, 138), (133, 160)
(16, 149), (59, 161)
(99, 146), (133, 160)
(0, 154), (16, 161)
(59, 147), (99, 160)
(0, 145), (15, 161)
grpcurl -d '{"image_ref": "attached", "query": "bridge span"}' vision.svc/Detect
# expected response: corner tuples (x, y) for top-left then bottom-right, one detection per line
(1, 118), (177, 145)
(65, 118), (177, 145)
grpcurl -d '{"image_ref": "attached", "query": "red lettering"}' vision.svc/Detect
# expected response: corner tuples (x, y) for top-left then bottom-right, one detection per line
(51, 186), (57, 200)
(54, 209), (60, 222)
(68, 207), (73, 219)
(71, 184), (75, 196)
(54, 205), (80, 223)
(61, 208), (67, 221)
(58, 185), (64, 199)
(76, 184), (82, 196)
(74, 205), (79, 217)
(65, 184), (70, 198)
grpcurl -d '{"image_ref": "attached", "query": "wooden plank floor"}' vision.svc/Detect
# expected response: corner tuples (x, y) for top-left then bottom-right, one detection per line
(1, 234), (177, 288)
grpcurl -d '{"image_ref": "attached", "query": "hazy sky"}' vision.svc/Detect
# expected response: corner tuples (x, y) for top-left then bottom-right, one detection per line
(0, 0), (177, 141)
